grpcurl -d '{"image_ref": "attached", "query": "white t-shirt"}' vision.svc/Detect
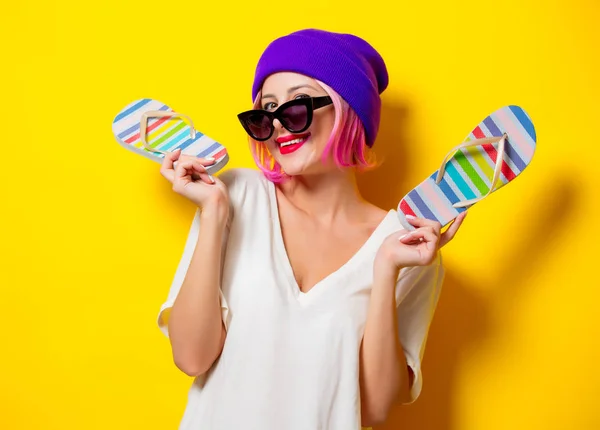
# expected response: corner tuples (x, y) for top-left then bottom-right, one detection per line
(157, 168), (445, 430)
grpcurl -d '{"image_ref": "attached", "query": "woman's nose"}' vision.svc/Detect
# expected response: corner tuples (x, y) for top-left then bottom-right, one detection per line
(273, 118), (284, 130)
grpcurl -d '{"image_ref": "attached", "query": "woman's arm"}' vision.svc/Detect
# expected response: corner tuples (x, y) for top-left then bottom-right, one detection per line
(359, 267), (410, 427)
(360, 213), (464, 426)
(167, 203), (229, 377)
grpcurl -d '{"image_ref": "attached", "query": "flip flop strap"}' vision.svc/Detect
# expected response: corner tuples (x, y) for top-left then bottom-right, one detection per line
(139, 110), (196, 154)
(435, 133), (508, 208)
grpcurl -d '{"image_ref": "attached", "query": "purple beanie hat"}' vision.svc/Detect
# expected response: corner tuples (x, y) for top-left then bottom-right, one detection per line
(252, 29), (388, 147)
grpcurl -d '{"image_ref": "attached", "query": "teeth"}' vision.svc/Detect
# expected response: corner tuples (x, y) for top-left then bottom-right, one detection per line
(281, 137), (305, 147)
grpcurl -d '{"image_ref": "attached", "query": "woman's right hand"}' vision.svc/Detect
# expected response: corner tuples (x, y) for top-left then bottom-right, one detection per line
(160, 149), (229, 214)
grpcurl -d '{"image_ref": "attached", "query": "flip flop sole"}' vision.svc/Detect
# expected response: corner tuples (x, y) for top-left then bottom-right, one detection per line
(398, 105), (537, 230)
(112, 98), (229, 174)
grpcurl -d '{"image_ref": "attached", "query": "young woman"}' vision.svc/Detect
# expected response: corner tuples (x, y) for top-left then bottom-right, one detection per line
(157, 28), (465, 430)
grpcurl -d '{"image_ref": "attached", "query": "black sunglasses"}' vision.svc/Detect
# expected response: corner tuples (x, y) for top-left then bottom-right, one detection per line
(237, 96), (333, 141)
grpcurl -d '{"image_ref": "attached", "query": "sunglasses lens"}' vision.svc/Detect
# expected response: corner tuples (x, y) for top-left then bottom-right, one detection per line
(245, 113), (272, 140)
(280, 104), (308, 132)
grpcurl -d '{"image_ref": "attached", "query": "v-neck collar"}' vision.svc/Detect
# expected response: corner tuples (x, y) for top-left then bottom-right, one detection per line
(267, 179), (395, 304)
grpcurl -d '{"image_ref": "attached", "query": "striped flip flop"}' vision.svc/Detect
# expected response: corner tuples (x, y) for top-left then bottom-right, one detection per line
(111, 98), (229, 174)
(397, 105), (537, 230)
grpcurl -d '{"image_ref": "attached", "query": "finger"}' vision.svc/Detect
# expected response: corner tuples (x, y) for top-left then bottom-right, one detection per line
(402, 225), (435, 241)
(173, 159), (197, 183)
(174, 154), (216, 169)
(165, 148), (182, 165)
(405, 215), (442, 236)
(440, 211), (467, 248)
(191, 161), (215, 184)
(199, 156), (217, 165)
(173, 159), (214, 184)
(399, 227), (438, 248)
(160, 148), (182, 182)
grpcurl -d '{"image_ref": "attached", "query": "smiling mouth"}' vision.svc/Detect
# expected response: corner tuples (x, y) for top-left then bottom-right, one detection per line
(276, 133), (311, 155)
(280, 136), (307, 147)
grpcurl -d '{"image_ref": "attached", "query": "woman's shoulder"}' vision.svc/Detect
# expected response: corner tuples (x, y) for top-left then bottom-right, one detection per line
(217, 167), (272, 206)
(217, 167), (268, 191)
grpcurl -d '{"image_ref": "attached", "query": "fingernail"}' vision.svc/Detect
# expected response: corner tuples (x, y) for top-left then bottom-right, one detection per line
(206, 157), (215, 162)
(405, 214), (415, 219)
(209, 175), (215, 183)
(399, 233), (410, 241)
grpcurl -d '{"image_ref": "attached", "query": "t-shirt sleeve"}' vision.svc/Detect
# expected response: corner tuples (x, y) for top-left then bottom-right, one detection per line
(156, 169), (240, 338)
(395, 251), (445, 404)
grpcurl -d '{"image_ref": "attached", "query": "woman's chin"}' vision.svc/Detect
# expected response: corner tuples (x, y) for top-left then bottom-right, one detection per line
(280, 161), (339, 178)
(278, 157), (320, 176)
(275, 152), (317, 175)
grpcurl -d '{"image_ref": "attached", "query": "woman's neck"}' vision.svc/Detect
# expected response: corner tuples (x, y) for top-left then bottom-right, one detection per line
(277, 170), (366, 223)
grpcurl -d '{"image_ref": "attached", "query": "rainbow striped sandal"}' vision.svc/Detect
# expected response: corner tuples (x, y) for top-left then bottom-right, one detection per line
(111, 98), (229, 174)
(397, 105), (537, 230)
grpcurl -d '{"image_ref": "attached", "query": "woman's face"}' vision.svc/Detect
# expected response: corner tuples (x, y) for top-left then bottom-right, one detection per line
(259, 72), (335, 176)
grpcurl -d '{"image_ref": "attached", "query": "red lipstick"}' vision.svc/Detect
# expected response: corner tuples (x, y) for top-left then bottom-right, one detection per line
(276, 132), (311, 155)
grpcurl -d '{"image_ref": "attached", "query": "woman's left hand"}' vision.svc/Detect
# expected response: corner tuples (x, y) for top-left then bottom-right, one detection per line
(374, 212), (467, 278)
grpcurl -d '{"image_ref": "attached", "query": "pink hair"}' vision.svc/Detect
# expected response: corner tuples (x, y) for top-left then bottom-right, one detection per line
(248, 79), (376, 183)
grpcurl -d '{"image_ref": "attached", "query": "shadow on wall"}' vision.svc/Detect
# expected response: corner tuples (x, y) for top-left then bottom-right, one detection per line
(358, 100), (579, 430)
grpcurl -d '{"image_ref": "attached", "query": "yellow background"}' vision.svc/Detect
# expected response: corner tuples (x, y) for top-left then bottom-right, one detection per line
(1, 1), (599, 429)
